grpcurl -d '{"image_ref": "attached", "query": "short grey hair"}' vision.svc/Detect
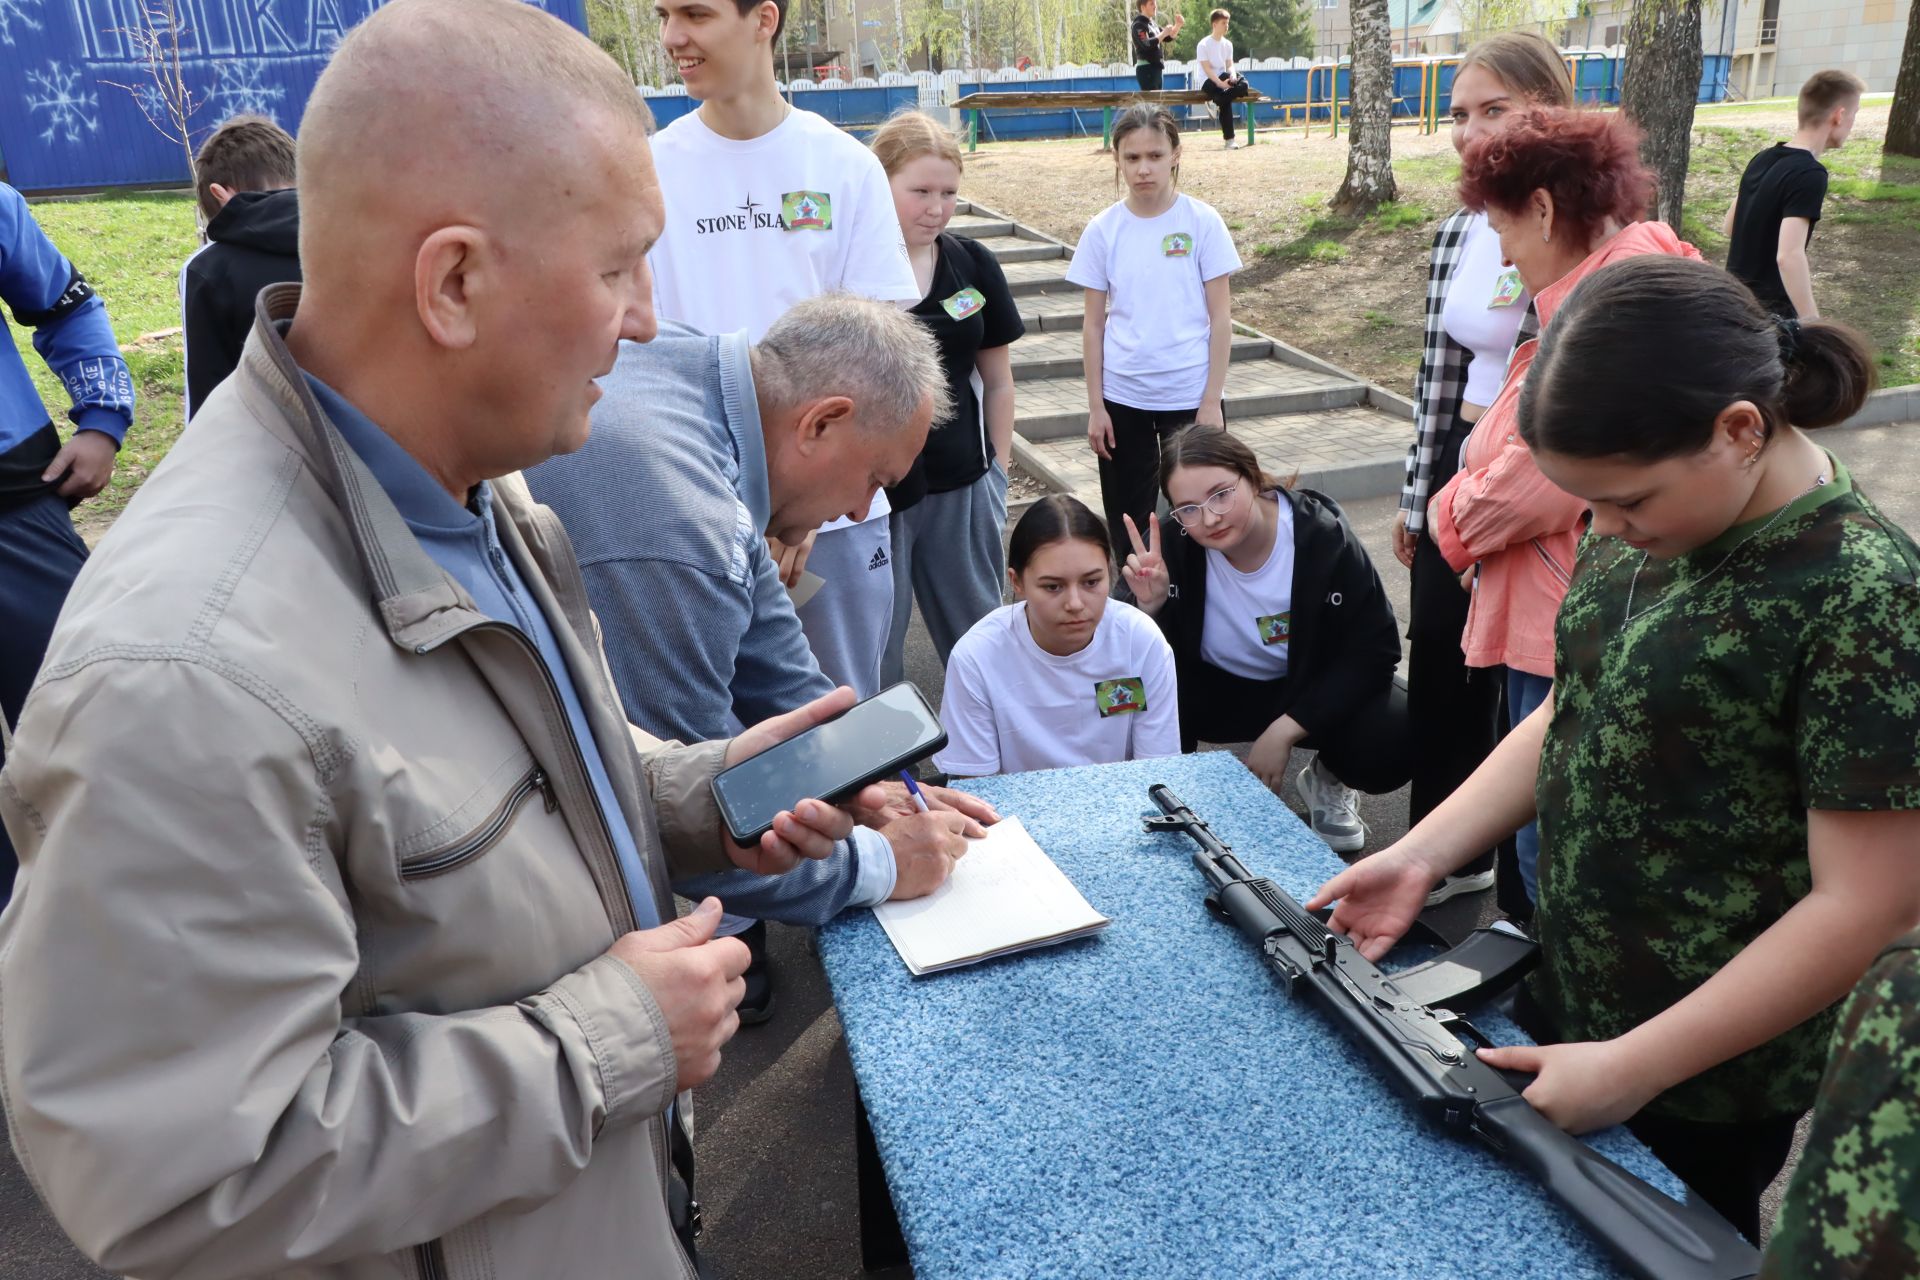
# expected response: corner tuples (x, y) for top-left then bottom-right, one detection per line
(753, 294), (953, 435)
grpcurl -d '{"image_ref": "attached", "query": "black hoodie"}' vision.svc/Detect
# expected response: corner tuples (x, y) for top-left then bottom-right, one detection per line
(1154, 487), (1402, 738)
(182, 188), (302, 418)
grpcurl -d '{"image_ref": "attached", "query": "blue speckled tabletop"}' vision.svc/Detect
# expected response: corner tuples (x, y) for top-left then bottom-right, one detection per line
(818, 751), (1678, 1280)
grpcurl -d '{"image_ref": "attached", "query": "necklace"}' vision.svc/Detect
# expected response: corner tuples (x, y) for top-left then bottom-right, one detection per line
(1620, 471), (1828, 630)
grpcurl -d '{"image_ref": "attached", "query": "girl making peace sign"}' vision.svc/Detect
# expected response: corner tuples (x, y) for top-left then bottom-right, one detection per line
(1126, 427), (1410, 852)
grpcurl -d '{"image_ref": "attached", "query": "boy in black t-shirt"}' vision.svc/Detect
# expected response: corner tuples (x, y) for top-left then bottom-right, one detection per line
(1130, 0), (1182, 91)
(1722, 69), (1863, 319)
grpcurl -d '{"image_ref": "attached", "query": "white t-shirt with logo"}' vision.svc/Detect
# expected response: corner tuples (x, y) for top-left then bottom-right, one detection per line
(934, 600), (1181, 776)
(1199, 494), (1296, 680)
(1065, 193), (1242, 411)
(649, 106), (920, 527)
(1441, 212), (1531, 408)
(1193, 34), (1235, 84)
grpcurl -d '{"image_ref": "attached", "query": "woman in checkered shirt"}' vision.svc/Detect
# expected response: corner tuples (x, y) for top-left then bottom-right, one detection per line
(1395, 34), (1573, 914)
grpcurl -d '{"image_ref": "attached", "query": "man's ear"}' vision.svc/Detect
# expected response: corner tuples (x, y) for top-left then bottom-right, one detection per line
(755, 0), (781, 43)
(209, 182), (237, 210)
(792, 395), (858, 456)
(414, 225), (487, 351)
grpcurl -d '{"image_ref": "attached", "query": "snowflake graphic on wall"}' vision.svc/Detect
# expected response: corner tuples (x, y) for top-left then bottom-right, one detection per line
(0, 0), (46, 47)
(211, 60), (286, 120)
(25, 61), (102, 145)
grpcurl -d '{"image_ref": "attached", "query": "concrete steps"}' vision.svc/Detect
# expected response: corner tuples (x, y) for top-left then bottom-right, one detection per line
(944, 198), (1413, 502)
(1009, 330), (1273, 382)
(1013, 359), (1369, 442)
(1017, 403), (1414, 507)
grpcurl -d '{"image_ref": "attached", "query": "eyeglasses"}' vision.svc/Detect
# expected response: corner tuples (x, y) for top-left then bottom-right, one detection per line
(1168, 483), (1241, 528)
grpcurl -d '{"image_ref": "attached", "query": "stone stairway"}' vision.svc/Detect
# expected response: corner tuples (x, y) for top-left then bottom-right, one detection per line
(946, 200), (1414, 505)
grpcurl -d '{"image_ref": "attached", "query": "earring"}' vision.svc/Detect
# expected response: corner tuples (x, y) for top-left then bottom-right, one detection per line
(1542, 228), (1551, 243)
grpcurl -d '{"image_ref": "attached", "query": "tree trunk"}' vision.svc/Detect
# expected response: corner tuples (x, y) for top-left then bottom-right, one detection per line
(1889, 0), (1920, 157)
(1332, 0), (1396, 213)
(1620, 0), (1703, 228)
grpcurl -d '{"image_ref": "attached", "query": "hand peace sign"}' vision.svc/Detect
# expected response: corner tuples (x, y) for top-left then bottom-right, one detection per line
(1122, 513), (1170, 615)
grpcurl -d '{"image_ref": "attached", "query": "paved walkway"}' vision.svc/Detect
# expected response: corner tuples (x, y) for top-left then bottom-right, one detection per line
(950, 202), (1416, 507)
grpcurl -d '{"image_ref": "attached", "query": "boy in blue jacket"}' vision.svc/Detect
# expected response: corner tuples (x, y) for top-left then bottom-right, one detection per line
(0, 182), (135, 897)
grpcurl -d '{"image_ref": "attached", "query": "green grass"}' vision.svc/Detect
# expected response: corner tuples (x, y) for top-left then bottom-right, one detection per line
(11, 191), (200, 529)
(1368, 199), (1430, 231)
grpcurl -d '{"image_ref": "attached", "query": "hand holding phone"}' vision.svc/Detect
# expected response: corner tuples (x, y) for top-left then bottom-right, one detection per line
(719, 688), (889, 874)
(714, 683), (949, 849)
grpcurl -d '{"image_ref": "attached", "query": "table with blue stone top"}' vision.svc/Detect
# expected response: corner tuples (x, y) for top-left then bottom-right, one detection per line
(818, 750), (1685, 1280)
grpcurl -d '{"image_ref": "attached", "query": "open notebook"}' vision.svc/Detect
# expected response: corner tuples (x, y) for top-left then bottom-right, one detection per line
(871, 815), (1112, 976)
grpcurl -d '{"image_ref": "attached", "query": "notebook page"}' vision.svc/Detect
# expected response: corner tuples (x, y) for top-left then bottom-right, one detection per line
(872, 816), (1109, 973)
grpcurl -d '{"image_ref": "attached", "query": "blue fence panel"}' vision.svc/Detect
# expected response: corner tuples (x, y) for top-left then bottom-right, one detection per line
(955, 50), (1728, 145)
(0, 0), (587, 193)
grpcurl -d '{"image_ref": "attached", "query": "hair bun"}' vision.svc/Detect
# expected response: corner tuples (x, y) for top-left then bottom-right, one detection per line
(1773, 315), (1801, 362)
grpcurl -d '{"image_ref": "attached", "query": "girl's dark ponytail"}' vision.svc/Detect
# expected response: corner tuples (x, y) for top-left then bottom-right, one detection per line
(1780, 318), (1877, 430)
(1520, 256), (1879, 461)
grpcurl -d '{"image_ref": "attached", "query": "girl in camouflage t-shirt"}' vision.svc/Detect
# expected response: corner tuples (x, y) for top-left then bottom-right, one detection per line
(1309, 256), (1920, 1241)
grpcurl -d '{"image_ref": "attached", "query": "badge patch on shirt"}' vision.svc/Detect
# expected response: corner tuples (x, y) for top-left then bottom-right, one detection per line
(1161, 232), (1194, 257)
(1257, 611), (1291, 646)
(781, 191), (833, 231)
(1094, 677), (1147, 717)
(1488, 269), (1524, 309)
(942, 287), (986, 320)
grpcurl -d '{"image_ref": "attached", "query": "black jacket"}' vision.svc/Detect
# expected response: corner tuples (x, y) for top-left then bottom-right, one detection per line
(182, 188), (302, 418)
(1154, 487), (1401, 736)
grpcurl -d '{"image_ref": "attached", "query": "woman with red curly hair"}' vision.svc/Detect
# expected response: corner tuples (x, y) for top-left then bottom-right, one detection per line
(1426, 109), (1699, 908)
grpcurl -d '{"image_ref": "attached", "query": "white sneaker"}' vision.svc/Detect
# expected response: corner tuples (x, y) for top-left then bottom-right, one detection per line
(1295, 757), (1365, 853)
(1225, 139), (1241, 150)
(1425, 867), (1496, 907)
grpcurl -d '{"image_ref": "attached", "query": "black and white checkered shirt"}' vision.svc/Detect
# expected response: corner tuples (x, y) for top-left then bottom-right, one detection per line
(1401, 209), (1539, 536)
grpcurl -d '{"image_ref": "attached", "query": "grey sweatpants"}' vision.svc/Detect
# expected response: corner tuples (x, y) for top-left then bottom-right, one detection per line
(796, 516), (895, 699)
(881, 463), (1009, 687)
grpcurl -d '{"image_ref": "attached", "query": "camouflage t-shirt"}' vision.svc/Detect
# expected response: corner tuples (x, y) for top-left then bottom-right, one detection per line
(1762, 930), (1920, 1278)
(1531, 457), (1920, 1123)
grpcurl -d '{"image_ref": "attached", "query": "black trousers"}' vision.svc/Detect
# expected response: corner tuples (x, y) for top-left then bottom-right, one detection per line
(1096, 398), (1215, 570)
(1201, 77), (1253, 140)
(1134, 64), (1163, 91)
(1513, 986), (1798, 1244)
(1180, 659), (1412, 795)
(0, 488), (91, 901)
(1407, 406), (1507, 881)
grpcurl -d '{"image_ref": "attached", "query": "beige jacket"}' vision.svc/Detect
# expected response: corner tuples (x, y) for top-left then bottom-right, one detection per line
(0, 285), (734, 1280)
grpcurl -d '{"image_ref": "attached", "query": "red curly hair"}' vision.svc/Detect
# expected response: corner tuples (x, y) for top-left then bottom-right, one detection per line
(1457, 109), (1655, 249)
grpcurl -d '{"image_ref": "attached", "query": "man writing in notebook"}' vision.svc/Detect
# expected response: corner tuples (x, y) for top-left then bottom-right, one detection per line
(645, 0), (924, 1019)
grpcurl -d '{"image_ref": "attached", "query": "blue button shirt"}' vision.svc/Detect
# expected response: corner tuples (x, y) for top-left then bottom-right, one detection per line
(308, 374), (659, 928)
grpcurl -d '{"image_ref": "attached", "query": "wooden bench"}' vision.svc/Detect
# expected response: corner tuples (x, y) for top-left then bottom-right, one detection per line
(950, 88), (1275, 151)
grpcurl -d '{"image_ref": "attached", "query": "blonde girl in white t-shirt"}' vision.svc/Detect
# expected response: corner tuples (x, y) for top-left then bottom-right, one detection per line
(934, 496), (1180, 777)
(1066, 103), (1243, 571)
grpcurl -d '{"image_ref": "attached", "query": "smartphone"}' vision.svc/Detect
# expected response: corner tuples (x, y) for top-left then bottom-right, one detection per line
(712, 682), (949, 846)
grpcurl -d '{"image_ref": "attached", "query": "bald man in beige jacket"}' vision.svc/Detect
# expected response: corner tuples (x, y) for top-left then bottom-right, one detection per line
(0, 3), (883, 1277)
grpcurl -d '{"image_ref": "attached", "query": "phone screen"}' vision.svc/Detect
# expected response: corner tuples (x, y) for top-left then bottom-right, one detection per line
(712, 683), (945, 841)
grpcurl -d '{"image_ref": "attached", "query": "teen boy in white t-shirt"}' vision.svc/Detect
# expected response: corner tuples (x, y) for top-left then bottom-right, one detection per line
(649, 0), (919, 701)
(1192, 10), (1251, 149)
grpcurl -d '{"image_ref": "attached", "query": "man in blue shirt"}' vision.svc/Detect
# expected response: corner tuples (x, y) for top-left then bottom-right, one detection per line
(0, 182), (135, 898)
(528, 296), (986, 1021)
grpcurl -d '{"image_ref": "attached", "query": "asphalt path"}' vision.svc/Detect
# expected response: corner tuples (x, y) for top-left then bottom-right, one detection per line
(5, 421), (1914, 1277)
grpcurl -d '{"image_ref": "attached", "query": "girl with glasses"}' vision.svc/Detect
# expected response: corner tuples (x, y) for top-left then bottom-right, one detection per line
(934, 495), (1179, 778)
(1123, 427), (1409, 852)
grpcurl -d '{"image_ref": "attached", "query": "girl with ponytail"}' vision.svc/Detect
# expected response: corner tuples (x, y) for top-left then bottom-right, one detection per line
(1310, 255), (1920, 1243)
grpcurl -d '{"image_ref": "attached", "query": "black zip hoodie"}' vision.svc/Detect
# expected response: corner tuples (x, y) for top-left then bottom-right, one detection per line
(1154, 487), (1401, 737)
(182, 188), (302, 418)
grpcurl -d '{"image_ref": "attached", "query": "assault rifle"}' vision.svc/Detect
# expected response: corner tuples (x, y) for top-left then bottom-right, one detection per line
(1146, 785), (1761, 1280)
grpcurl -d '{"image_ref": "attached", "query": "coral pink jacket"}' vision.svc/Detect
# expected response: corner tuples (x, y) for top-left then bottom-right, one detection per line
(1429, 221), (1701, 676)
